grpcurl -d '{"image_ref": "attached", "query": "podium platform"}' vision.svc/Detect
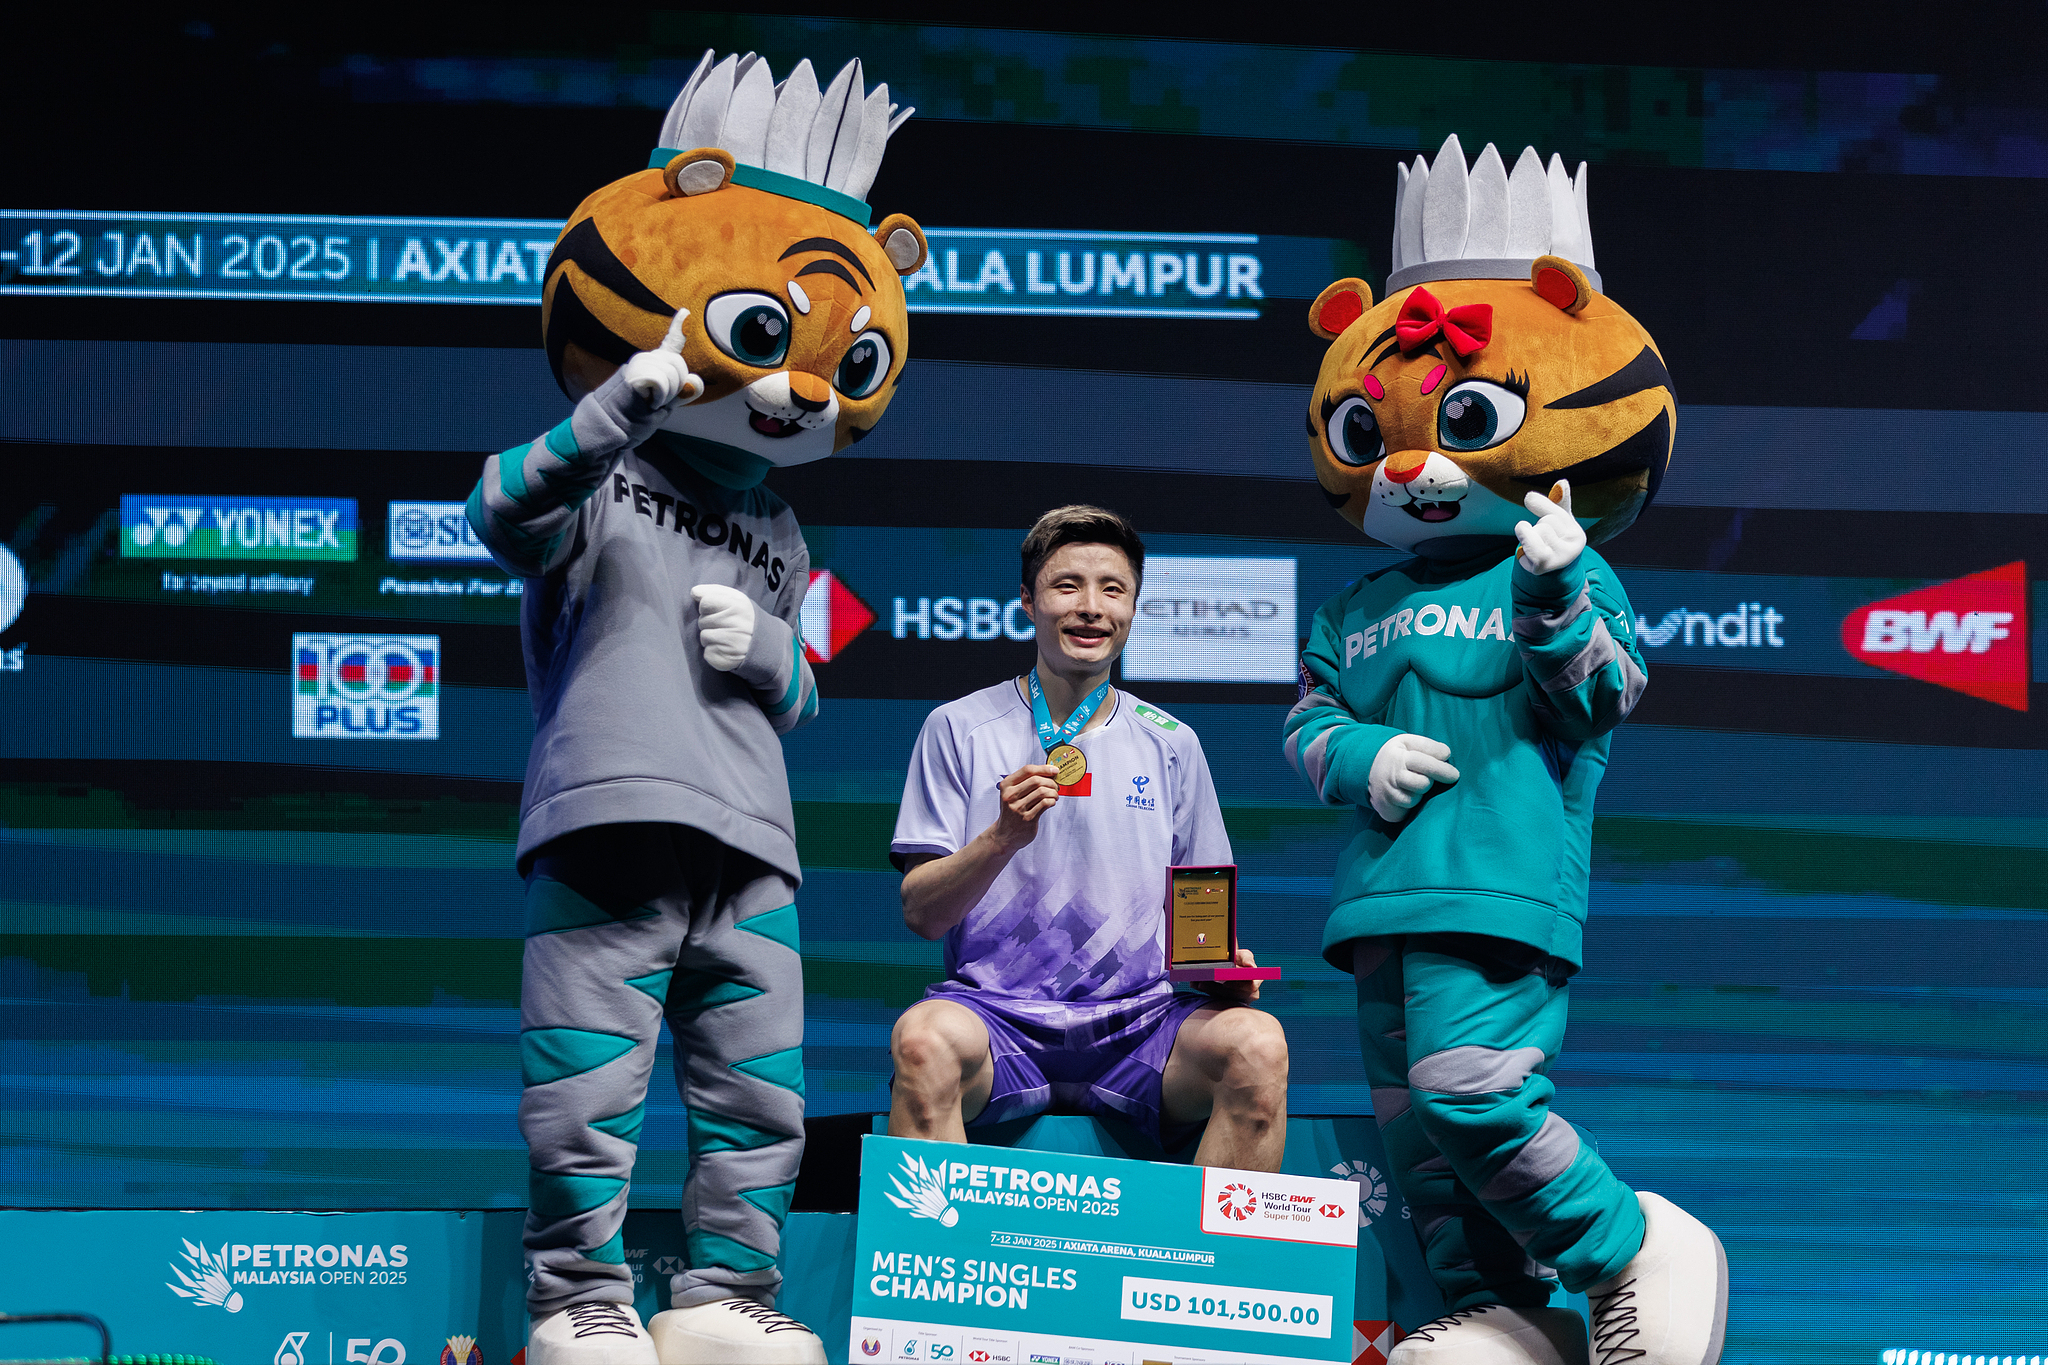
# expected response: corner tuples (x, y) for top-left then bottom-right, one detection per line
(0, 1116), (1602, 1365)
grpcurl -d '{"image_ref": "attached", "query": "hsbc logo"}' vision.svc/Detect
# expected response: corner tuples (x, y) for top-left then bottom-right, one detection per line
(802, 570), (877, 662)
(1842, 562), (2030, 712)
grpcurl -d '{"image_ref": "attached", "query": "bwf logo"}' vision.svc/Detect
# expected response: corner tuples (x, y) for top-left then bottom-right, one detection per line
(293, 634), (441, 739)
(1841, 562), (2029, 712)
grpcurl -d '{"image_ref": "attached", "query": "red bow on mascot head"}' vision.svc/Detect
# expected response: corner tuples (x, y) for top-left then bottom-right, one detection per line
(1395, 285), (1492, 358)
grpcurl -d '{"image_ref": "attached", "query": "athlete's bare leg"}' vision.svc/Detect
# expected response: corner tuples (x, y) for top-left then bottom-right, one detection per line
(1162, 1004), (1289, 1171)
(888, 998), (994, 1143)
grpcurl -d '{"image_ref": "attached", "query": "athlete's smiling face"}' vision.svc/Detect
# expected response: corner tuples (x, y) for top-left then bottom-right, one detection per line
(1022, 543), (1138, 681)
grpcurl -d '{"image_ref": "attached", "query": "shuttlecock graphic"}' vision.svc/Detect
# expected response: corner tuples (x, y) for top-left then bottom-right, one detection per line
(167, 1238), (244, 1312)
(885, 1153), (959, 1227)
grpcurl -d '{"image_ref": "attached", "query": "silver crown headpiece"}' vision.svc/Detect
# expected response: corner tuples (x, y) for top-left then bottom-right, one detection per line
(649, 51), (912, 225)
(1387, 134), (1599, 294)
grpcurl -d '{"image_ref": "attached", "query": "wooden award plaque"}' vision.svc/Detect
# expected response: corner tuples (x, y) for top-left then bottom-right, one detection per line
(1164, 864), (1281, 983)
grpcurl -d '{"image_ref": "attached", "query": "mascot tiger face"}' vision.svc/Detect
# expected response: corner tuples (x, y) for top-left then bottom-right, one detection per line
(541, 147), (929, 468)
(1306, 255), (1674, 557)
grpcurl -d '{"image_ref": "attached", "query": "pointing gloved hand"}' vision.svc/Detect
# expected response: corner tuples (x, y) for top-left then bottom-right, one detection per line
(693, 584), (757, 672)
(621, 308), (706, 409)
(1367, 733), (1460, 823)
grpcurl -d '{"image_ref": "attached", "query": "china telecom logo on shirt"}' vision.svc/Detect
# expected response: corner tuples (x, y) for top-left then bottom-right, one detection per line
(1125, 775), (1156, 811)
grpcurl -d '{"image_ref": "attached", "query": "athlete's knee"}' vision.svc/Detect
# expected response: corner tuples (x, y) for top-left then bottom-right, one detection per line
(890, 1003), (984, 1087)
(1208, 1009), (1290, 1100)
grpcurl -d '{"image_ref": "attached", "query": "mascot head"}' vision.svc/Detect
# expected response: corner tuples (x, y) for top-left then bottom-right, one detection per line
(1306, 135), (1675, 559)
(542, 51), (930, 471)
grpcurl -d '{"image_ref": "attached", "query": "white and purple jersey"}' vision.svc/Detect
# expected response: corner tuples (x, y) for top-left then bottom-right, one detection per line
(892, 680), (1233, 1004)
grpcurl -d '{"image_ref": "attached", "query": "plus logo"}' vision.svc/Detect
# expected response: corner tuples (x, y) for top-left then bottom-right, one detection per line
(1125, 774), (1156, 811)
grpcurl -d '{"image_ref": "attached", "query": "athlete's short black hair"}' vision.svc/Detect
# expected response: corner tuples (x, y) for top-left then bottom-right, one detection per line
(1020, 504), (1145, 596)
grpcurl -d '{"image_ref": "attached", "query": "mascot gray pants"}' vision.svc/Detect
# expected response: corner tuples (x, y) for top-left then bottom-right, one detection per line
(519, 822), (805, 1318)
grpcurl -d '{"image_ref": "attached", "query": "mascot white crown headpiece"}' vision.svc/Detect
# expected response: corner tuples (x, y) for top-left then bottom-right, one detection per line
(1387, 133), (1601, 293)
(651, 50), (914, 210)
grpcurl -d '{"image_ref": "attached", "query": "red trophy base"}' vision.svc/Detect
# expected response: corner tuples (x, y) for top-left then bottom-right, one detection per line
(1168, 964), (1283, 983)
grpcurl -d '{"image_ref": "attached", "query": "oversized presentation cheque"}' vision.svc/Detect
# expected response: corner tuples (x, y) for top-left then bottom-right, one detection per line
(851, 1135), (1358, 1365)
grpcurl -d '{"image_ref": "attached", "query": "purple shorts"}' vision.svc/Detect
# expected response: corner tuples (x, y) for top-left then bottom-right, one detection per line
(922, 985), (1216, 1146)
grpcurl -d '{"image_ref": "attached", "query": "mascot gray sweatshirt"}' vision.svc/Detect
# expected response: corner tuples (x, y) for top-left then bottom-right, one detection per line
(467, 372), (819, 879)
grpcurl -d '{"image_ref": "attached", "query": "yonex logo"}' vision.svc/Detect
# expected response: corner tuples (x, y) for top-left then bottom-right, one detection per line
(122, 495), (358, 562)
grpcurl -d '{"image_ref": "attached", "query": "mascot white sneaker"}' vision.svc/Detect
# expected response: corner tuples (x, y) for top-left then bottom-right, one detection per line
(1390, 1303), (1587, 1363)
(648, 1298), (826, 1364)
(1587, 1193), (1728, 1365)
(527, 1302), (658, 1365)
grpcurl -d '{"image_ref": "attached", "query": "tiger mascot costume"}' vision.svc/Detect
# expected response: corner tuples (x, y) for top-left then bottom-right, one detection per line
(465, 51), (927, 1365)
(1283, 137), (1728, 1365)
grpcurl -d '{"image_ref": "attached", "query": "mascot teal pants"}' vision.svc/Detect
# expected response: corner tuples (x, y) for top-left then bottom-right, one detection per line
(520, 822), (805, 1318)
(1353, 934), (1644, 1310)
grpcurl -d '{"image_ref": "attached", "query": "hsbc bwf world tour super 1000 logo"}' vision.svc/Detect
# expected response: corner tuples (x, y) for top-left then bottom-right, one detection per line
(293, 634), (440, 739)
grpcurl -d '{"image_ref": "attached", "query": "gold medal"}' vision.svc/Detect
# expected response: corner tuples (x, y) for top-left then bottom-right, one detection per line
(1047, 743), (1087, 787)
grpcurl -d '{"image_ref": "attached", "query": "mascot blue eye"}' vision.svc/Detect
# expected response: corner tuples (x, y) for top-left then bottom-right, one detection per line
(1436, 380), (1527, 452)
(835, 331), (892, 399)
(705, 292), (792, 367)
(1325, 396), (1383, 467)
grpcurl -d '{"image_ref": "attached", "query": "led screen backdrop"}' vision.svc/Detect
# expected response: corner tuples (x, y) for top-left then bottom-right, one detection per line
(3, 12), (2045, 1362)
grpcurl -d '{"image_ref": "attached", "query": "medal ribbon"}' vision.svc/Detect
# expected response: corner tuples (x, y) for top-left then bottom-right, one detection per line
(1027, 669), (1110, 754)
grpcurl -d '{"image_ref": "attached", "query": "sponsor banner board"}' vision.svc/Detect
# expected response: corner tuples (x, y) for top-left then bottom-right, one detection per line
(293, 633), (442, 739)
(388, 501), (495, 563)
(1, 212), (1348, 318)
(122, 495), (359, 561)
(851, 1134), (1358, 1364)
(1124, 555), (1299, 684)
(0, 1209), (523, 1365)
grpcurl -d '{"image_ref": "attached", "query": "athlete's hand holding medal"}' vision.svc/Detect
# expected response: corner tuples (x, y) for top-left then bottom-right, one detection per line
(991, 762), (1062, 852)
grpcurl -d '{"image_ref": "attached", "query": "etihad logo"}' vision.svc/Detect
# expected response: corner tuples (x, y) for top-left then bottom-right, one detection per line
(1842, 562), (2029, 711)
(802, 569), (877, 662)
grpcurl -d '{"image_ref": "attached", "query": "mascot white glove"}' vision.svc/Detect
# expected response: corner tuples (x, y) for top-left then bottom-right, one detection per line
(621, 308), (706, 410)
(692, 584), (757, 673)
(1514, 479), (1586, 576)
(1367, 733), (1460, 823)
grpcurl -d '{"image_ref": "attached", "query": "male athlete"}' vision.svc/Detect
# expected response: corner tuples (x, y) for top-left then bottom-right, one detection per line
(887, 505), (1288, 1167)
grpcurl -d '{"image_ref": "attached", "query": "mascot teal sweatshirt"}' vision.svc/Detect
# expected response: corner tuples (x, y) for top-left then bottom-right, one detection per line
(1283, 547), (1646, 972)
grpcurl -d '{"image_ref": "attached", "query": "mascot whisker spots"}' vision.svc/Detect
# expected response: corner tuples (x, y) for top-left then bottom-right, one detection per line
(1285, 135), (1729, 1365)
(466, 49), (926, 1365)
